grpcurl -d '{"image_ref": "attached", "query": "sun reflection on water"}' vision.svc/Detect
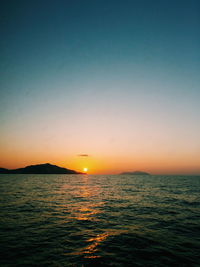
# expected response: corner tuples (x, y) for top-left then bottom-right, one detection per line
(58, 175), (129, 259)
(70, 175), (103, 221)
(64, 232), (109, 258)
(79, 232), (109, 258)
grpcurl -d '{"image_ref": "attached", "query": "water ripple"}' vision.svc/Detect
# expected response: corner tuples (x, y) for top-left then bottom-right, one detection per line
(0, 174), (200, 266)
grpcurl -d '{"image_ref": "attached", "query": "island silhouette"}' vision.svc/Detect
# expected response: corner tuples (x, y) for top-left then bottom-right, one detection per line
(120, 171), (150, 175)
(0, 163), (83, 174)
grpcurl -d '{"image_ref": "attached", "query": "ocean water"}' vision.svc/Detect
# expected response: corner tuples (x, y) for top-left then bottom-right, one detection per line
(0, 174), (200, 267)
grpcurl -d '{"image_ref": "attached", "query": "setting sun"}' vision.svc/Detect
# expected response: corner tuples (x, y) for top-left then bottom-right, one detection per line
(83, 168), (88, 172)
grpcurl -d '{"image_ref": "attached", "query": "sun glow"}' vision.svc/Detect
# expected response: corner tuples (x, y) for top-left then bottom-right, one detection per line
(83, 167), (88, 172)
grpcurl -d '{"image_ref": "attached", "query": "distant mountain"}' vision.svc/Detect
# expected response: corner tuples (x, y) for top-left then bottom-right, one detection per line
(120, 171), (150, 175)
(0, 163), (83, 174)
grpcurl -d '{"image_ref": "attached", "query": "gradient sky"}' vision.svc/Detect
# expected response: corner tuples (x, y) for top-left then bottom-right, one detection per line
(0, 0), (200, 174)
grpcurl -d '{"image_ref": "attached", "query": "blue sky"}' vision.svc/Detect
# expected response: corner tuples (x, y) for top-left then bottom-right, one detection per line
(0, 0), (200, 173)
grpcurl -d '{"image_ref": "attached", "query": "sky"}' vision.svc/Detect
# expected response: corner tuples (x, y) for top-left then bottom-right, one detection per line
(0, 0), (200, 174)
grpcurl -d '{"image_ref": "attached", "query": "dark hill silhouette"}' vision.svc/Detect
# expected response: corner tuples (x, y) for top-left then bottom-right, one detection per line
(0, 163), (83, 174)
(120, 171), (150, 175)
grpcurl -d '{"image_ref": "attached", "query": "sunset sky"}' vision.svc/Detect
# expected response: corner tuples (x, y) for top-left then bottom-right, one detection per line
(0, 0), (200, 174)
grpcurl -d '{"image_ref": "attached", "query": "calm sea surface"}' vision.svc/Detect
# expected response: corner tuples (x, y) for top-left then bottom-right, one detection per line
(0, 174), (200, 266)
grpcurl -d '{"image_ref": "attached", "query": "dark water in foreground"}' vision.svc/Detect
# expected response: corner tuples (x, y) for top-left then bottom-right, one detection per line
(0, 175), (200, 267)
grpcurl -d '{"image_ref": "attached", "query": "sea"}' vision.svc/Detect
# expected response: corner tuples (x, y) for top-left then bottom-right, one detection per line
(0, 174), (200, 267)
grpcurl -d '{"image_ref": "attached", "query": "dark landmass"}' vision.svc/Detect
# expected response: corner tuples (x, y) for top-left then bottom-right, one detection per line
(0, 163), (83, 174)
(0, 167), (10, 174)
(120, 171), (150, 175)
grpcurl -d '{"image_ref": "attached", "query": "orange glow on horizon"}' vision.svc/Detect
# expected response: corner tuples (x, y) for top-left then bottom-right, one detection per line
(56, 153), (200, 175)
(0, 147), (200, 175)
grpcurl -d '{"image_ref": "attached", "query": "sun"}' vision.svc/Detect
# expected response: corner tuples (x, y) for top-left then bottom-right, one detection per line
(83, 167), (88, 172)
